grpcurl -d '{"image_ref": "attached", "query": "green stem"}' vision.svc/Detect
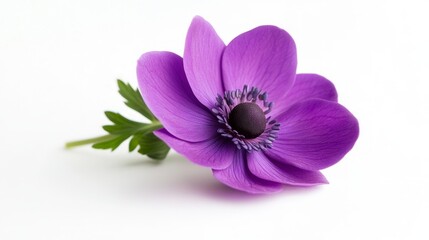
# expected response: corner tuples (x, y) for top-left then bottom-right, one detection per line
(65, 135), (117, 148)
(143, 121), (163, 133)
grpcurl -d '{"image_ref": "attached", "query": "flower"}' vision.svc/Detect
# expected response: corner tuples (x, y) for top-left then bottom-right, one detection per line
(136, 16), (359, 194)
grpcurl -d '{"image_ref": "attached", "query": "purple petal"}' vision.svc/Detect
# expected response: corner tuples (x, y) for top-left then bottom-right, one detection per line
(213, 151), (282, 194)
(271, 73), (338, 118)
(137, 51), (218, 142)
(222, 26), (297, 103)
(184, 16), (225, 108)
(247, 151), (328, 186)
(267, 99), (359, 171)
(154, 128), (233, 170)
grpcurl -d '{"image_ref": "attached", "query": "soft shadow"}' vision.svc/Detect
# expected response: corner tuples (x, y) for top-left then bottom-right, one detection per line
(120, 159), (164, 167)
(199, 179), (325, 202)
(114, 153), (324, 202)
(199, 181), (273, 202)
(65, 149), (324, 202)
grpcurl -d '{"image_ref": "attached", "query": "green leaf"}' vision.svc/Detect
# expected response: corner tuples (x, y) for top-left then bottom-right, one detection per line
(103, 124), (142, 135)
(102, 111), (147, 135)
(137, 133), (170, 160)
(98, 109), (163, 157)
(104, 111), (144, 126)
(128, 131), (170, 160)
(92, 134), (129, 151)
(66, 80), (168, 161)
(147, 149), (170, 160)
(128, 134), (141, 152)
(117, 79), (156, 121)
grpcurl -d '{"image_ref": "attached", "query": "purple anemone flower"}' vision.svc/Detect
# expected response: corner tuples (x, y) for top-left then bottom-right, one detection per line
(137, 16), (359, 194)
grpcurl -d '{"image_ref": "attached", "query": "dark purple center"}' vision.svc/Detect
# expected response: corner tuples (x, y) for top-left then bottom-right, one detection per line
(228, 102), (266, 139)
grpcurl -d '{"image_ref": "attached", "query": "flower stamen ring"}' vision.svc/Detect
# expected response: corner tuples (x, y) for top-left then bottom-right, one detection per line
(212, 85), (280, 152)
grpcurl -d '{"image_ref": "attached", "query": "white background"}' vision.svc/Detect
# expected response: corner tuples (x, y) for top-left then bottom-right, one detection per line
(1, 0), (428, 239)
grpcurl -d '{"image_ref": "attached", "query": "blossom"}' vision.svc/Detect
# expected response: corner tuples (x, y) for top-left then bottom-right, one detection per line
(136, 16), (359, 194)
